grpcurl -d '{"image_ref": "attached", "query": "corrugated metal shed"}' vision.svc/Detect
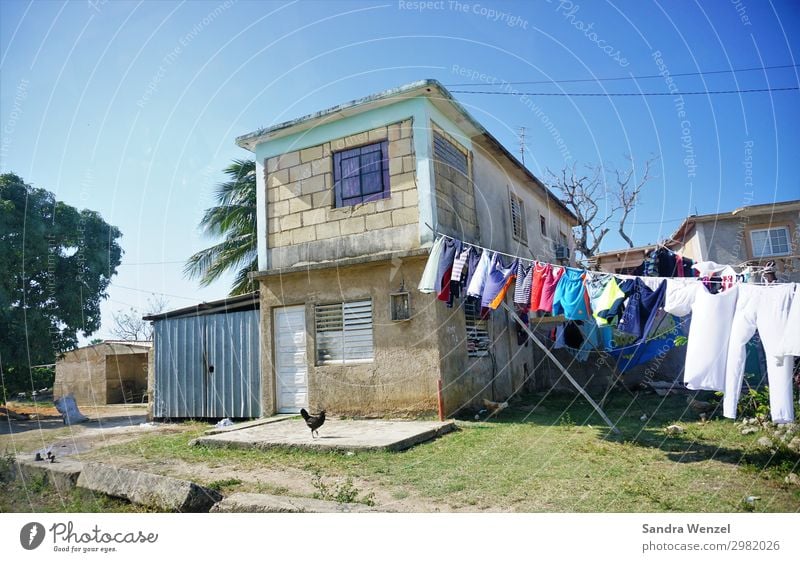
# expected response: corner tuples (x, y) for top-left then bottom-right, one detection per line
(146, 292), (261, 419)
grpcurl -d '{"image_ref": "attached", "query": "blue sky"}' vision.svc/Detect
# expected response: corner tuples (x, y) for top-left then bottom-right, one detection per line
(1, 0), (798, 339)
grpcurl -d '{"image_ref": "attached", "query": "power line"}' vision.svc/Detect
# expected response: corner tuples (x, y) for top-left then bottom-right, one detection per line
(445, 63), (800, 87)
(449, 86), (799, 97)
(118, 260), (185, 266)
(109, 283), (202, 302)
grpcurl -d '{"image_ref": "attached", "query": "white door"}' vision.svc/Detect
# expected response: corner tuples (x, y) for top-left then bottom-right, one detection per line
(274, 305), (308, 413)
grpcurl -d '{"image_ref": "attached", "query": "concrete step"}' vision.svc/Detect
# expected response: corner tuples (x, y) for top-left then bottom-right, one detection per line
(210, 492), (383, 513)
(77, 462), (221, 512)
(14, 456), (83, 494)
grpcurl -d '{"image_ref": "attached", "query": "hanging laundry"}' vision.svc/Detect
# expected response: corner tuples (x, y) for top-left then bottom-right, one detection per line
(418, 236), (445, 293)
(692, 261), (737, 278)
(664, 281), (739, 391)
(596, 278), (635, 324)
(450, 245), (472, 287)
(436, 238), (461, 306)
(778, 283), (800, 357)
(463, 247), (483, 292)
(617, 278), (667, 344)
(481, 255), (517, 310)
(723, 284), (797, 423)
(552, 268), (591, 321)
(535, 265), (565, 313)
(529, 262), (549, 311)
(584, 272), (611, 323)
(466, 250), (492, 299)
(590, 275), (625, 326)
(654, 247), (679, 277)
(513, 260), (533, 312)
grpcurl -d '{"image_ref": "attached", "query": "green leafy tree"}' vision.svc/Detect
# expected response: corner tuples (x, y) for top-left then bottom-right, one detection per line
(185, 159), (257, 295)
(0, 173), (122, 400)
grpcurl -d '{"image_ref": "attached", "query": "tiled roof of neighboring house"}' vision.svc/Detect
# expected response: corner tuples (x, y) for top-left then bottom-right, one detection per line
(101, 340), (152, 348)
(235, 79), (577, 223)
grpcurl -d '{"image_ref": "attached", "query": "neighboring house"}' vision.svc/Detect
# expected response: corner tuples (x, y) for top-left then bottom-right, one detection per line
(235, 79), (578, 417)
(593, 199), (800, 282)
(54, 341), (150, 406)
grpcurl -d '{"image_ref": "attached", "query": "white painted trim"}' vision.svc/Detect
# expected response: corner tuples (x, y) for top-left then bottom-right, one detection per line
(255, 158), (268, 271)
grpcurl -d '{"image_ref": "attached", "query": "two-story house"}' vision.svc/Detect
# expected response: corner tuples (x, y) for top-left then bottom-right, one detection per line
(592, 200), (800, 282)
(235, 80), (578, 417)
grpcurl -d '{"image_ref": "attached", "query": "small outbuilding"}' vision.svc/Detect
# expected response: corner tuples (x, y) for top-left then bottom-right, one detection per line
(54, 341), (151, 406)
(145, 292), (261, 420)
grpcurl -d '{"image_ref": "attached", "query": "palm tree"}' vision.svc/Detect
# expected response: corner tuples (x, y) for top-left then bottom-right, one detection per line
(185, 159), (257, 295)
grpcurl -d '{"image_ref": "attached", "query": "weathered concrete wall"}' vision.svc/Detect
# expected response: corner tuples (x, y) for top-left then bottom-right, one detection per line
(264, 120), (420, 269)
(436, 301), (536, 416)
(258, 256), (442, 417)
(54, 344), (149, 406)
(470, 143), (575, 262)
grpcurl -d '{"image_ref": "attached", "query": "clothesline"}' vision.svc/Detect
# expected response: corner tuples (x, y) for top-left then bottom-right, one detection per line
(427, 227), (791, 284)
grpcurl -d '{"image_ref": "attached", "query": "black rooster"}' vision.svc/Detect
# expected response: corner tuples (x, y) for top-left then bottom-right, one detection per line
(300, 408), (326, 439)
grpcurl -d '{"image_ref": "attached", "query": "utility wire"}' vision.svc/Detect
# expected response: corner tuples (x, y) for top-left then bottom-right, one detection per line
(449, 86), (798, 96)
(445, 63), (800, 87)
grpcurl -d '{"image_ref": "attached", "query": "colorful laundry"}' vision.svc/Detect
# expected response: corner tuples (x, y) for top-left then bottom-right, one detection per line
(536, 265), (564, 313)
(481, 255), (517, 310)
(552, 268), (591, 321)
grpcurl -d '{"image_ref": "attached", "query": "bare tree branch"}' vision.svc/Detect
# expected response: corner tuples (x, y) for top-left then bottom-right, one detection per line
(110, 294), (169, 341)
(546, 156), (658, 262)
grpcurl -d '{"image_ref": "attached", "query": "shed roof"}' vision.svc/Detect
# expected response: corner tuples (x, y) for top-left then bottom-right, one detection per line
(143, 291), (260, 321)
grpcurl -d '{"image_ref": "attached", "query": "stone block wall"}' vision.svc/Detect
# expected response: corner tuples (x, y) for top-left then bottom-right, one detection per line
(431, 126), (479, 241)
(264, 119), (419, 251)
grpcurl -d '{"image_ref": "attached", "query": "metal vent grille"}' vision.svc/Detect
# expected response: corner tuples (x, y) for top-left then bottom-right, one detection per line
(315, 300), (374, 364)
(464, 299), (490, 358)
(433, 132), (468, 176)
(510, 193), (527, 243)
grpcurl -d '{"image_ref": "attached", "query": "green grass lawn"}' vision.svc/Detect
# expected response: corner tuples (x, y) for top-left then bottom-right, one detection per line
(70, 392), (799, 512)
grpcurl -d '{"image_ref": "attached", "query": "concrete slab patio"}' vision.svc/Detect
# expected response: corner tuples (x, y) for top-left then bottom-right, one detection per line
(191, 418), (457, 452)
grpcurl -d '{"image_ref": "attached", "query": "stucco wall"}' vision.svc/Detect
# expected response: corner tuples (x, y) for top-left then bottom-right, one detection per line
(264, 120), (420, 269)
(258, 257), (442, 417)
(470, 144), (575, 261)
(699, 212), (799, 281)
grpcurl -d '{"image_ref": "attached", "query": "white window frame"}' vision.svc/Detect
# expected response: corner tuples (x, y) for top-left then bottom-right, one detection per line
(510, 193), (527, 243)
(749, 226), (791, 258)
(315, 299), (374, 365)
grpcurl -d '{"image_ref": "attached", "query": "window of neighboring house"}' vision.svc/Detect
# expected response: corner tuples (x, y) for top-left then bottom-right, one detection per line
(464, 299), (490, 358)
(539, 214), (547, 237)
(433, 131), (469, 176)
(332, 141), (390, 207)
(749, 227), (791, 257)
(510, 193), (527, 243)
(315, 300), (374, 365)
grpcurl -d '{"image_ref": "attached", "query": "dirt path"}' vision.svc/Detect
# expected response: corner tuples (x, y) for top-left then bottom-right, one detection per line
(0, 402), (184, 457)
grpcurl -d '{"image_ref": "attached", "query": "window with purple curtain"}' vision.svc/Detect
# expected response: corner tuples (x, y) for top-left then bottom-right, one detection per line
(333, 141), (390, 207)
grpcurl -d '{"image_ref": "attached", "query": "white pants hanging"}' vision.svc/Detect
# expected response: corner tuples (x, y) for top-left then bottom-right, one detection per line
(723, 284), (796, 423)
(778, 283), (800, 357)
